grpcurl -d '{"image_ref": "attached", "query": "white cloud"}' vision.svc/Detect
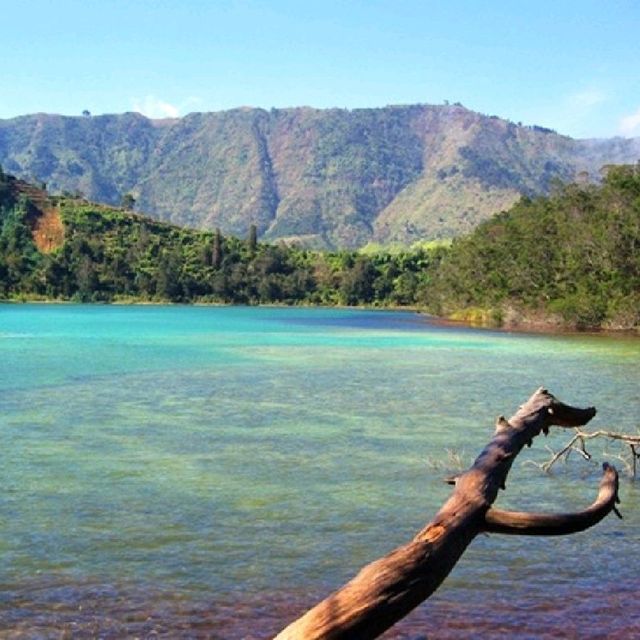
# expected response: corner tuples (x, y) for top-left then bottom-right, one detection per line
(132, 95), (181, 119)
(619, 107), (640, 136)
(537, 86), (611, 137)
(569, 88), (607, 109)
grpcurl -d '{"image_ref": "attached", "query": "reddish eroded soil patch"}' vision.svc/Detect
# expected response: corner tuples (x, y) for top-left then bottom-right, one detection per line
(14, 180), (65, 253)
(30, 205), (64, 253)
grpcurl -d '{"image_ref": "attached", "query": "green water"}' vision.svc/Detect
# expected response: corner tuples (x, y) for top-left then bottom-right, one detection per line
(1, 304), (639, 638)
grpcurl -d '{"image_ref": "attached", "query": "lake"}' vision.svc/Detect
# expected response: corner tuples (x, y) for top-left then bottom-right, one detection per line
(1, 304), (639, 639)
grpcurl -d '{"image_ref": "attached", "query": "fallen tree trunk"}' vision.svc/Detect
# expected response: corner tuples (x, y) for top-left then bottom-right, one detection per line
(274, 388), (621, 640)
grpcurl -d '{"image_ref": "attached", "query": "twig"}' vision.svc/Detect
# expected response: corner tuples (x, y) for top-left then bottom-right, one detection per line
(539, 427), (640, 477)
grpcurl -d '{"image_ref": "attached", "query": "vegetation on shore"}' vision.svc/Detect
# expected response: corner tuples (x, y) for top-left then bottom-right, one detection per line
(426, 163), (640, 331)
(0, 168), (441, 307)
(1, 164), (639, 332)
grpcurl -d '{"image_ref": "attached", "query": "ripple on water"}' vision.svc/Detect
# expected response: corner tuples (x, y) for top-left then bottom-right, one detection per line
(2, 306), (639, 638)
(1, 576), (640, 639)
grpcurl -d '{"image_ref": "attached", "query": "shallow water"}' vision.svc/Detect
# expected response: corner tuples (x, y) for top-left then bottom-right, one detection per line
(1, 304), (639, 638)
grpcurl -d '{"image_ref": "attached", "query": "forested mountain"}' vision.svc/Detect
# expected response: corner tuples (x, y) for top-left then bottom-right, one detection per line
(1, 105), (639, 248)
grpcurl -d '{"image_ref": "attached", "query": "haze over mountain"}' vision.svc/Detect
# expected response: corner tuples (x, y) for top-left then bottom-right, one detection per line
(1, 104), (639, 249)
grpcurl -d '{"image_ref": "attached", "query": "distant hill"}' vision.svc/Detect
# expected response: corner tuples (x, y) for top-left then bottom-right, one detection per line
(1, 105), (639, 248)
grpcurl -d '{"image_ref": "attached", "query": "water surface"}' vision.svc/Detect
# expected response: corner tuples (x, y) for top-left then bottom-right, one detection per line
(1, 305), (639, 638)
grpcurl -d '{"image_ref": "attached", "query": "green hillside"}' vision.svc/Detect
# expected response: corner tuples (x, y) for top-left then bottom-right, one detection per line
(425, 163), (640, 330)
(2, 166), (638, 332)
(2, 105), (638, 248)
(0, 170), (437, 306)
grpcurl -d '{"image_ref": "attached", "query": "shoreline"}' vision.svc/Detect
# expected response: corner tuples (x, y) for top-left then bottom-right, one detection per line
(2, 296), (638, 338)
(422, 311), (640, 339)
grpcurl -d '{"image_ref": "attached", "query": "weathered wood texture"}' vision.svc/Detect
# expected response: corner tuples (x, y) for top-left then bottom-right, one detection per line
(274, 388), (620, 640)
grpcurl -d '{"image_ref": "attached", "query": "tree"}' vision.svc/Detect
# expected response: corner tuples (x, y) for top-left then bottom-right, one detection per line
(248, 223), (258, 253)
(340, 255), (376, 304)
(0, 199), (41, 294)
(120, 193), (136, 211)
(212, 227), (223, 269)
(275, 389), (621, 640)
(155, 249), (183, 300)
(0, 165), (14, 205)
(75, 254), (99, 301)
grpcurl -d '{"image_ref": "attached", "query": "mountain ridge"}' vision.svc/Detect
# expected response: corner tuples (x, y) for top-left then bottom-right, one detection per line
(1, 104), (639, 248)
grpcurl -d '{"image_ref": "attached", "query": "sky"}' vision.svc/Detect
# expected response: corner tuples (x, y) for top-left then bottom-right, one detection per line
(1, 0), (639, 139)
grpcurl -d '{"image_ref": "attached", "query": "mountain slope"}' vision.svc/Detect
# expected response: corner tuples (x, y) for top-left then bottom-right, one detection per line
(1, 105), (639, 248)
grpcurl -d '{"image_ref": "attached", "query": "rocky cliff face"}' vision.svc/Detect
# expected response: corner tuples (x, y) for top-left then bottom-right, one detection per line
(1, 105), (638, 248)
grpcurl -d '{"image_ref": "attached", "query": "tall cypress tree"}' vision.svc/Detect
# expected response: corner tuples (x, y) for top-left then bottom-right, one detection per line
(248, 224), (257, 254)
(212, 227), (223, 269)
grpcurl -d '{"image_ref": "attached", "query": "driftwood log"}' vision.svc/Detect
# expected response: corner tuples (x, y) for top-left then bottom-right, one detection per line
(275, 388), (621, 640)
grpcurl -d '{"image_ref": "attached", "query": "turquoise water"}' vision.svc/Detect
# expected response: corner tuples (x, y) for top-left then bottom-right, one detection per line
(1, 304), (639, 638)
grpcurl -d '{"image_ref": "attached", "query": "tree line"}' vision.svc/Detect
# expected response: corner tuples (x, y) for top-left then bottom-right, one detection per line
(0, 170), (441, 306)
(426, 163), (640, 330)
(1, 164), (639, 331)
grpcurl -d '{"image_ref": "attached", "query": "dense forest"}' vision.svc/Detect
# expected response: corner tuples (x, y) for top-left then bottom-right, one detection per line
(1, 164), (639, 331)
(427, 163), (640, 330)
(0, 167), (441, 307)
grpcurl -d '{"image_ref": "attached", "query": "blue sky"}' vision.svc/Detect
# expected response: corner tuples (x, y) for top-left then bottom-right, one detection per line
(2, 0), (639, 138)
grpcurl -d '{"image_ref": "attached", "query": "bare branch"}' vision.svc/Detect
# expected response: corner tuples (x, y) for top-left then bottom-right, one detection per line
(484, 463), (620, 535)
(538, 427), (640, 477)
